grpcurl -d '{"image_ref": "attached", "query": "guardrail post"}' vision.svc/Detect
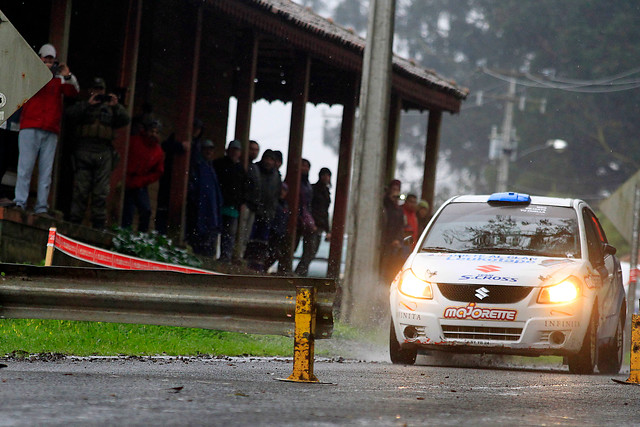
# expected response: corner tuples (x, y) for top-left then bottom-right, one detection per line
(286, 286), (319, 383)
(44, 227), (57, 267)
(627, 312), (640, 384)
(614, 300), (640, 385)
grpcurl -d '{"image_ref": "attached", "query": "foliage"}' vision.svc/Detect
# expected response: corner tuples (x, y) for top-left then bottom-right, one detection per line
(322, 0), (640, 205)
(111, 227), (201, 268)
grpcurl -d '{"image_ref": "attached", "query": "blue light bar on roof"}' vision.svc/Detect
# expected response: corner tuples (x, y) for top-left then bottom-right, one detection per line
(488, 192), (531, 203)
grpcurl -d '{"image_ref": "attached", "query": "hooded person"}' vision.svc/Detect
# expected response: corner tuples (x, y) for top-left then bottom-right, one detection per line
(185, 139), (223, 256)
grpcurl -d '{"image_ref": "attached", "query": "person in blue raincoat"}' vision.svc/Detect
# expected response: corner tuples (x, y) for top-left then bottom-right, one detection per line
(186, 139), (223, 257)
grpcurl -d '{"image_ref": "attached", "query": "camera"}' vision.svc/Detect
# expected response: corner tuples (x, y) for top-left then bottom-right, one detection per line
(50, 61), (60, 76)
(94, 94), (111, 103)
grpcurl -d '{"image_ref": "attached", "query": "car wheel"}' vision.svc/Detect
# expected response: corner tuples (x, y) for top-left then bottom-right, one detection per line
(389, 320), (417, 365)
(568, 306), (598, 375)
(597, 310), (624, 375)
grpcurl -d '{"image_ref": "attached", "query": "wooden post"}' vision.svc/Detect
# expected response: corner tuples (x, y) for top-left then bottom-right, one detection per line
(49, 0), (72, 63)
(165, 3), (203, 241)
(327, 80), (357, 279)
(234, 31), (259, 168)
(421, 109), (442, 216)
(109, 0), (143, 226)
(284, 53), (311, 271)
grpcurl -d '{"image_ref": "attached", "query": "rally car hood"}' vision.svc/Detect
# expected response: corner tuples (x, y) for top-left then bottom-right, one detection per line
(409, 253), (583, 288)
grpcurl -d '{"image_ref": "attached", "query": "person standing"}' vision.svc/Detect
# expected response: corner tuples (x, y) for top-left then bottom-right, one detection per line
(67, 77), (130, 228)
(417, 199), (431, 234)
(186, 139), (223, 256)
(380, 179), (406, 283)
(295, 167), (332, 276)
(402, 193), (419, 247)
(122, 119), (164, 232)
(213, 140), (247, 262)
(264, 182), (291, 274)
(245, 149), (281, 271)
(13, 43), (79, 214)
(234, 140), (261, 261)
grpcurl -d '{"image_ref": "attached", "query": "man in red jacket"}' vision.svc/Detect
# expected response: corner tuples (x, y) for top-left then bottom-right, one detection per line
(14, 44), (79, 214)
(121, 118), (165, 232)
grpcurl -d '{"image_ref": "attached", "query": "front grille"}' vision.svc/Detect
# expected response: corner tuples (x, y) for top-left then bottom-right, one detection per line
(442, 325), (523, 342)
(437, 283), (533, 304)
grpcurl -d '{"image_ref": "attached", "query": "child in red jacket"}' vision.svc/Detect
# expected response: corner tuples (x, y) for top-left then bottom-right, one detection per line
(121, 119), (164, 232)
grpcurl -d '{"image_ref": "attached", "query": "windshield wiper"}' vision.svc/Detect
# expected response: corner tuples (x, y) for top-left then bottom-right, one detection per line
(419, 246), (459, 253)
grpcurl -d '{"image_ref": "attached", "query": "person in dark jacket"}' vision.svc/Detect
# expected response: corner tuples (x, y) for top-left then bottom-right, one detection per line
(245, 149), (281, 271)
(186, 139), (223, 257)
(212, 140), (247, 262)
(264, 182), (291, 274)
(234, 140), (261, 261)
(67, 77), (130, 228)
(295, 167), (332, 276)
(380, 179), (406, 283)
(122, 118), (165, 232)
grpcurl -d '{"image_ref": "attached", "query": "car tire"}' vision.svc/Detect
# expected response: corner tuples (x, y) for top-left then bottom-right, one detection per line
(568, 306), (598, 375)
(389, 320), (417, 365)
(597, 310), (624, 375)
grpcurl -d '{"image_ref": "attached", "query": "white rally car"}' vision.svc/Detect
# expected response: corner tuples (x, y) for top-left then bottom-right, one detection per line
(389, 192), (626, 374)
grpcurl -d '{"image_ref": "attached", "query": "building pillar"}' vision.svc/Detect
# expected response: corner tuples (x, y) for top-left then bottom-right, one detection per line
(327, 80), (358, 279)
(421, 109), (442, 216)
(166, 3), (203, 241)
(49, 0), (72, 62)
(284, 53), (311, 271)
(108, 0), (143, 226)
(234, 31), (259, 167)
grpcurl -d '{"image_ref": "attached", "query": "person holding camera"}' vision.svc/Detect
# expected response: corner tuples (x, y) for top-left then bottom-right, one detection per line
(13, 43), (79, 215)
(66, 77), (130, 228)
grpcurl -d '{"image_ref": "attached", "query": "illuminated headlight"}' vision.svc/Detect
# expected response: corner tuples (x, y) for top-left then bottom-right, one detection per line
(396, 269), (433, 299)
(538, 278), (580, 304)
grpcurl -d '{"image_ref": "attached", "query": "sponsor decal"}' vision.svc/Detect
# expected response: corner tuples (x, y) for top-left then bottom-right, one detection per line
(475, 287), (489, 300)
(540, 259), (575, 267)
(443, 302), (517, 321)
(400, 301), (417, 311)
(399, 311), (422, 321)
(459, 273), (517, 283)
(520, 206), (547, 214)
(446, 254), (537, 264)
(545, 320), (580, 328)
(476, 265), (501, 273)
(0, 92), (6, 108)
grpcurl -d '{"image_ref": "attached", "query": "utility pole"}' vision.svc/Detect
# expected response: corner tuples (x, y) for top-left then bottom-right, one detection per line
(342, 0), (396, 325)
(496, 78), (516, 192)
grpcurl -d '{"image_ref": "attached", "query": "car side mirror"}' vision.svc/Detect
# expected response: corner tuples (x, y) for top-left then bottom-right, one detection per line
(603, 243), (617, 256)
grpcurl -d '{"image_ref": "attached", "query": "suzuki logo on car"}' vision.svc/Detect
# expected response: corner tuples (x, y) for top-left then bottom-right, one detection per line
(475, 287), (490, 300)
(476, 265), (501, 273)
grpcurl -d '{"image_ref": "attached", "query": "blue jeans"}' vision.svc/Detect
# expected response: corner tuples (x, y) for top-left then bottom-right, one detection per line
(219, 215), (238, 262)
(122, 187), (152, 232)
(14, 128), (58, 213)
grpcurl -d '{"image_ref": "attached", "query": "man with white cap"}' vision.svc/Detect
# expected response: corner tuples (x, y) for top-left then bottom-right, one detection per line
(12, 43), (79, 215)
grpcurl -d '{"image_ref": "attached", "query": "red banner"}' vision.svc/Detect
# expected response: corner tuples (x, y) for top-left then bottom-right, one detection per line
(48, 228), (222, 275)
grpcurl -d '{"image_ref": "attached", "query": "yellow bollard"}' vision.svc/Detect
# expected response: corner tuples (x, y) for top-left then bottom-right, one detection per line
(626, 314), (640, 384)
(281, 286), (320, 383)
(44, 227), (57, 267)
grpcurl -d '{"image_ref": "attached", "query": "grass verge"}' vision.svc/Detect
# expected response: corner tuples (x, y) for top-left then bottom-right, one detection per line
(0, 319), (293, 357)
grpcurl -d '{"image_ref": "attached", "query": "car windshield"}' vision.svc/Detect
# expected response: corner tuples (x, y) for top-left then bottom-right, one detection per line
(420, 202), (581, 258)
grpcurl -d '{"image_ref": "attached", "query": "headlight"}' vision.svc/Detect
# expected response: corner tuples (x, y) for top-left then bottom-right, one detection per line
(396, 269), (433, 299)
(538, 278), (580, 304)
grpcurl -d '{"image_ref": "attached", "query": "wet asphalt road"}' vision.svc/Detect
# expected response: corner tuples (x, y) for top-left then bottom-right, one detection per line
(1, 354), (639, 426)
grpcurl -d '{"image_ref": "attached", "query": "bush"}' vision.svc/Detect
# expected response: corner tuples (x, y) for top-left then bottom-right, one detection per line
(112, 228), (202, 268)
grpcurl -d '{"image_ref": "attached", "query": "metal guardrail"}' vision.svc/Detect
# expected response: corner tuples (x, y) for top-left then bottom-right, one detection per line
(0, 263), (336, 382)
